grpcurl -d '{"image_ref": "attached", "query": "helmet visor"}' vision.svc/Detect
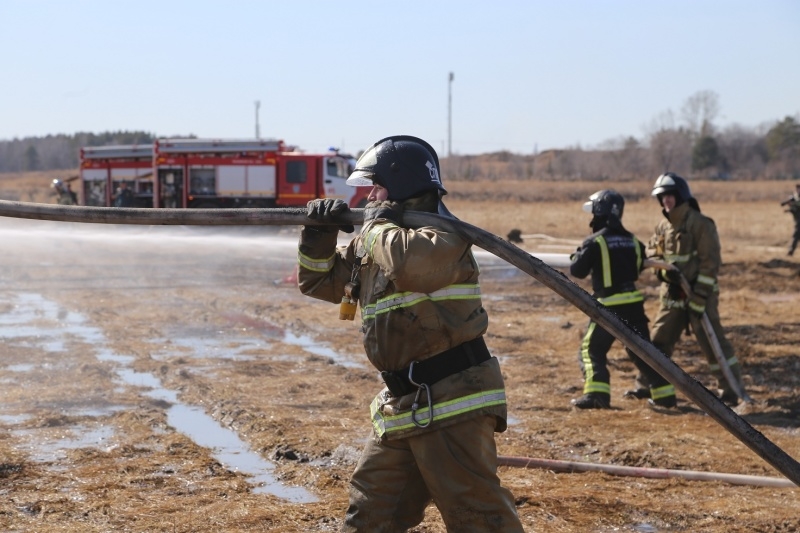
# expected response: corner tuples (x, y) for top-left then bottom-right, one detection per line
(345, 170), (375, 187)
(346, 144), (380, 187)
(582, 200), (594, 213)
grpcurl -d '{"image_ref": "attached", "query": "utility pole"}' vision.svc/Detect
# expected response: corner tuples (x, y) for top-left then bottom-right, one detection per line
(254, 100), (261, 139)
(448, 72), (454, 157)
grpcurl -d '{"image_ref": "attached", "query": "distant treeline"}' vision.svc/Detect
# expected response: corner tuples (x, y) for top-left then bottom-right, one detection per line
(0, 131), (172, 174)
(443, 115), (800, 182)
(2, 109), (799, 182)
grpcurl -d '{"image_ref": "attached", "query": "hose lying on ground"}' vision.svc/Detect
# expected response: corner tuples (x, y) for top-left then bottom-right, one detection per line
(497, 455), (796, 488)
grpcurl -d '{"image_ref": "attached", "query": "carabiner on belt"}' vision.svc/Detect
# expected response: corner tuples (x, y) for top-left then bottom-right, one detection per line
(408, 361), (433, 428)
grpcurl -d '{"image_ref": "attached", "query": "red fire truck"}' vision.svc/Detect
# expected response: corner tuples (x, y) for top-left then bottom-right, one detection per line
(79, 138), (370, 209)
(79, 144), (154, 207)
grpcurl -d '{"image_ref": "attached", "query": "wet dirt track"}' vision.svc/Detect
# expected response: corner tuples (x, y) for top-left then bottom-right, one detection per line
(0, 216), (799, 532)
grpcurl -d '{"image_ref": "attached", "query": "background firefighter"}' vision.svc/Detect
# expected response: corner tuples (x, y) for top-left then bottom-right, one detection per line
(646, 172), (744, 406)
(569, 189), (676, 409)
(296, 135), (523, 532)
(50, 178), (77, 205)
(780, 182), (800, 256)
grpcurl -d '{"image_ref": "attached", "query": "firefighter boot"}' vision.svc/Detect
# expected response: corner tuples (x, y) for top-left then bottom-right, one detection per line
(718, 363), (743, 406)
(623, 388), (650, 400)
(648, 396), (677, 408)
(571, 393), (610, 410)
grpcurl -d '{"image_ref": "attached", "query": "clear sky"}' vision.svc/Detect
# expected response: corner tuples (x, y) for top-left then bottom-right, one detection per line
(1, 0), (798, 156)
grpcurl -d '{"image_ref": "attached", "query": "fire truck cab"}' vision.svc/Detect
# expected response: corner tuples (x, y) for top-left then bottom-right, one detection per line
(153, 139), (369, 209)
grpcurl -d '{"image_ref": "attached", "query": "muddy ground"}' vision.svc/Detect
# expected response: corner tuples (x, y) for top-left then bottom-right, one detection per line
(0, 196), (799, 532)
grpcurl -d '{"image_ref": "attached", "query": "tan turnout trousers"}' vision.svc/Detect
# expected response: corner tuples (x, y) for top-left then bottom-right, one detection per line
(343, 415), (523, 533)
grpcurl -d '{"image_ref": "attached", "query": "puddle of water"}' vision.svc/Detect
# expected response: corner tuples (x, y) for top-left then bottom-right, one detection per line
(0, 413), (31, 424)
(153, 330), (265, 362)
(7, 364), (36, 372)
(166, 403), (316, 502)
(13, 425), (116, 464)
(283, 331), (363, 369)
(0, 291), (318, 502)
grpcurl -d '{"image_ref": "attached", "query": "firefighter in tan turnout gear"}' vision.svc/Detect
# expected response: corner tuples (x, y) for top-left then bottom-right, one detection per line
(569, 190), (676, 409)
(297, 135), (523, 532)
(647, 172), (744, 406)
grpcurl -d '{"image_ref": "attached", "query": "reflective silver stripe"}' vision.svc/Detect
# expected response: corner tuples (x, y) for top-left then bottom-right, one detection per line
(364, 222), (400, 257)
(598, 290), (643, 306)
(370, 389), (506, 437)
(361, 284), (481, 320)
(664, 252), (696, 264)
(663, 297), (686, 309)
(297, 250), (335, 272)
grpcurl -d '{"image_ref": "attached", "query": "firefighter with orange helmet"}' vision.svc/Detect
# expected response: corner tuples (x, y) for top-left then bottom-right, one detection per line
(569, 189), (676, 409)
(647, 172), (743, 405)
(297, 135), (523, 532)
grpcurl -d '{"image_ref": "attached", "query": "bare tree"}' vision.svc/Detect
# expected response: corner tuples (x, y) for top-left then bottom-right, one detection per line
(682, 90), (720, 138)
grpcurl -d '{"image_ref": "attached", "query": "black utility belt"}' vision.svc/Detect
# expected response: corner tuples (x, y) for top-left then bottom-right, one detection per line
(380, 336), (491, 398)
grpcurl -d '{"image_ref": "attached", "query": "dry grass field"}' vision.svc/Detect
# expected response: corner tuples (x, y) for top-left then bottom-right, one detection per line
(0, 169), (798, 532)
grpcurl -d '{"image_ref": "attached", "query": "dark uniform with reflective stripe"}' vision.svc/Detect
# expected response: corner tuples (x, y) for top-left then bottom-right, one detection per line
(570, 226), (676, 405)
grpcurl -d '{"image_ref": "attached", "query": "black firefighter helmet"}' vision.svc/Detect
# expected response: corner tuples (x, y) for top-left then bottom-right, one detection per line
(583, 189), (624, 231)
(652, 172), (700, 211)
(347, 135), (447, 204)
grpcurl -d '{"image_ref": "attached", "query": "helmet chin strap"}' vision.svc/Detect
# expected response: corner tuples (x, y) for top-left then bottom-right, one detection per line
(437, 195), (457, 220)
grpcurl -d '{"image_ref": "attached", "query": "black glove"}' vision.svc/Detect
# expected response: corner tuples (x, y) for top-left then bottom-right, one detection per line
(363, 200), (403, 225)
(656, 268), (681, 285)
(306, 199), (354, 233)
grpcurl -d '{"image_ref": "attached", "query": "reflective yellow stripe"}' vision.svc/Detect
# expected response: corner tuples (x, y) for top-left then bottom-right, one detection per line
(598, 290), (643, 306)
(633, 236), (642, 271)
(594, 236), (612, 288)
(361, 284), (481, 320)
(364, 222), (400, 258)
(651, 384), (675, 400)
(696, 274), (716, 287)
(709, 356), (739, 371)
(580, 322), (609, 394)
(689, 300), (706, 313)
(370, 389), (506, 437)
(664, 252), (696, 264)
(297, 250), (335, 272)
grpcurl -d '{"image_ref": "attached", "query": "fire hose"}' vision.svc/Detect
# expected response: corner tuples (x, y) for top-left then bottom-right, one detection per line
(496, 455), (795, 488)
(0, 199), (798, 486)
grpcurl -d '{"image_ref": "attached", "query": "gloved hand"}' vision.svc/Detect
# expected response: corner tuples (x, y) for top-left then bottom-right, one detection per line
(363, 200), (403, 225)
(688, 293), (706, 316)
(306, 199), (354, 233)
(656, 268), (681, 285)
